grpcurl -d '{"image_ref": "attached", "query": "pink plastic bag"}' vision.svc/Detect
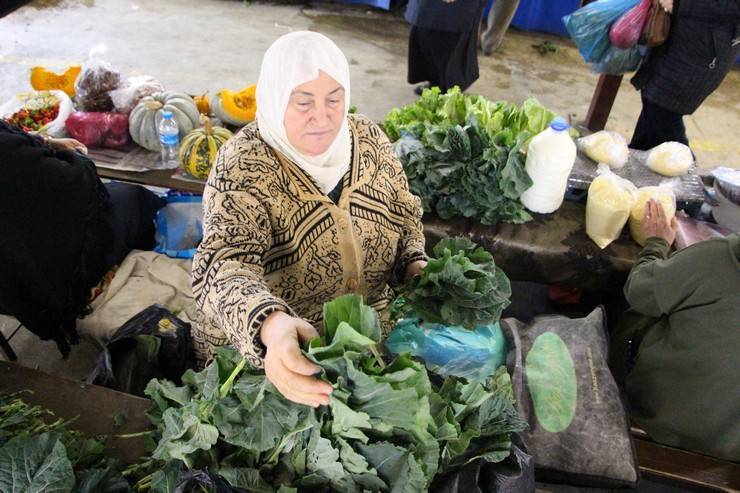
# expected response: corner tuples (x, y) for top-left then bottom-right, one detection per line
(609, 0), (651, 49)
(674, 213), (731, 250)
(65, 111), (130, 149)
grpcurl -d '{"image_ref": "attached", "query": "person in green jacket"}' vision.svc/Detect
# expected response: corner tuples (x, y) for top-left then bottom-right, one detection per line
(611, 199), (740, 462)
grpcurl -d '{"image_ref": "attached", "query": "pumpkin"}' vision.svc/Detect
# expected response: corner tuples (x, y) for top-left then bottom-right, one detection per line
(211, 84), (256, 126)
(129, 91), (200, 151)
(194, 92), (210, 115)
(179, 116), (233, 179)
(30, 65), (81, 97)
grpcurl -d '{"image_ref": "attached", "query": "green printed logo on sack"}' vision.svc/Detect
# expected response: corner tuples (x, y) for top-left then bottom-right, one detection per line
(525, 332), (577, 433)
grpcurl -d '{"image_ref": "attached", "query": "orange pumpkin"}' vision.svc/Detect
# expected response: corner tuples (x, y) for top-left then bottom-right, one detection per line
(30, 66), (81, 97)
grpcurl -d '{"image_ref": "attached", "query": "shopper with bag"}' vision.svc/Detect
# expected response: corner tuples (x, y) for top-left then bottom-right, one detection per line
(630, 0), (740, 150)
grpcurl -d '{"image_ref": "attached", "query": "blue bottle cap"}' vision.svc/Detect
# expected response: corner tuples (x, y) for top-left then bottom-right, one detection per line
(162, 111), (173, 119)
(550, 117), (570, 132)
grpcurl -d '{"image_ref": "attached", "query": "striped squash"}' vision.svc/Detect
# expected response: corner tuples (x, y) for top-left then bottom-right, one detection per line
(179, 116), (233, 180)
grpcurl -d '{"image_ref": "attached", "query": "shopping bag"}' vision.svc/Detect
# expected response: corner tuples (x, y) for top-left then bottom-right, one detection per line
(563, 0), (641, 63)
(610, 0), (652, 49)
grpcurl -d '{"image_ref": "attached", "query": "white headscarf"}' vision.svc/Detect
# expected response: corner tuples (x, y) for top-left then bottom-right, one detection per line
(256, 31), (352, 194)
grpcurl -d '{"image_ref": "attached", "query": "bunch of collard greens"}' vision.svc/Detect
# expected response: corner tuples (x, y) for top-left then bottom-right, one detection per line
(403, 238), (512, 330)
(0, 394), (128, 493)
(142, 295), (525, 492)
(384, 87), (561, 225)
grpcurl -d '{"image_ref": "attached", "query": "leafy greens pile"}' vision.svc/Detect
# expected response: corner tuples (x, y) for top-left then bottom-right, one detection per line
(141, 295), (525, 492)
(402, 238), (512, 329)
(384, 87), (560, 225)
(0, 394), (128, 493)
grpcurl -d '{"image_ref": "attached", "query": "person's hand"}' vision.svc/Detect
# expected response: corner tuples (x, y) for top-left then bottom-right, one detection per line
(260, 311), (332, 407)
(48, 137), (88, 155)
(659, 0), (673, 13)
(405, 260), (427, 281)
(642, 199), (677, 245)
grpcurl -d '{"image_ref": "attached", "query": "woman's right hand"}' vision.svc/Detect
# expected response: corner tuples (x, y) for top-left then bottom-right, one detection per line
(659, 0), (673, 13)
(260, 311), (333, 407)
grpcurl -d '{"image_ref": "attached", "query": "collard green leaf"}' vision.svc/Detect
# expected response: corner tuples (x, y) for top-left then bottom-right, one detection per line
(0, 433), (75, 493)
(149, 461), (181, 493)
(73, 466), (129, 493)
(219, 467), (273, 492)
(404, 238), (511, 328)
(323, 294), (381, 343)
(357, 442), (427, 493)
(152, 408), (219, 467)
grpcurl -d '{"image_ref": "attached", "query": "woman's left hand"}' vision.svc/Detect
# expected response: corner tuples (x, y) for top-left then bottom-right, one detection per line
(405, 260), (427, 281)
(659, 0), (673, 13)
(47, 137), (88, 155)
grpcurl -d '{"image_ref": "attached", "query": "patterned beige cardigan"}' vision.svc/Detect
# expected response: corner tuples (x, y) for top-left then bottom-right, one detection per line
(191, 114), (426, 367)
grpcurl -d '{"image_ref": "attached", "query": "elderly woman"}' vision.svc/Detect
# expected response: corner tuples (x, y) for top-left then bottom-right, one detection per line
(192, 32), (427, 408)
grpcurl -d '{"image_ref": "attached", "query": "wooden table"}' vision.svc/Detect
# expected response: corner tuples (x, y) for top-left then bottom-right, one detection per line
(89, 145), (206, 194)
(0, 361), (152, 464)
(90, 148), (640, 292)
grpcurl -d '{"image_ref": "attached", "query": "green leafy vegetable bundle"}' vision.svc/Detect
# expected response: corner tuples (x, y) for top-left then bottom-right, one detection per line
(402, 238), (512, 329)
(0, 394), (127, 493)
(384, 87), (561, 225)
(142, 295), (525, 492)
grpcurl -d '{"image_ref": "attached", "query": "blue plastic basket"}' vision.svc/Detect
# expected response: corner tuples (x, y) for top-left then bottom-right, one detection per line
(485, 0), (581, 37)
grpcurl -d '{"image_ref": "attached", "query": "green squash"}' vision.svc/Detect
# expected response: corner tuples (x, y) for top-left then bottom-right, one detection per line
(129, 91), (200, 151)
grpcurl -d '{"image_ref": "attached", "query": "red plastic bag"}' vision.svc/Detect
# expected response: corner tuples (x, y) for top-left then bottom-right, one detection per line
(609, 0), (651, 49)
(65, 111), (130, 149)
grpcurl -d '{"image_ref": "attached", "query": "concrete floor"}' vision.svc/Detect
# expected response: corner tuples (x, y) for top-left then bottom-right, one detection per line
(1, 0), (738, 173)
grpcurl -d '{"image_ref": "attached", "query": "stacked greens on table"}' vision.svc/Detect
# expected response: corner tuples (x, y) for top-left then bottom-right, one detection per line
(383, 87), (560, 224)
(137, 295), (525, 492)
(400, 237), (512, 330)
(0, 394), (128, 493)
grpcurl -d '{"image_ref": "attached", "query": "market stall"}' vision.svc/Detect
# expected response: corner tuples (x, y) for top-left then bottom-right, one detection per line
(2, 6), (738, 491)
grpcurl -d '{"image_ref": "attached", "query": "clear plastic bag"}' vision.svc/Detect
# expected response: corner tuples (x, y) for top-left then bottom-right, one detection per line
(0, 90), (74, 138)
(578, 130), (630, 169)
(646, 141), (694, 177)
(610, 0), (652, 49)
(675, 213), (731, 250)
(110, 75), (165, 114)
(65, 111), (130, 149)
(563, 0), (641, 63)
(628, 182), (677, 246)
(593, 45), (644, 75)
(74, 44), (122, 112)
(586, 164), (637, 249)
(385, 318), (507, 381)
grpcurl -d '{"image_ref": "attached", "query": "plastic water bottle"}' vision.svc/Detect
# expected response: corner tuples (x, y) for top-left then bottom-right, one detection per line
(520, 117), (577, 214)
(158, 110), (179, 168)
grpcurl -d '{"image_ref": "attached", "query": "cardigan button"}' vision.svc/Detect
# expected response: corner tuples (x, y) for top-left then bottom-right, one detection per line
(337, 217), (348, 228)
(346, 278), (358, 290)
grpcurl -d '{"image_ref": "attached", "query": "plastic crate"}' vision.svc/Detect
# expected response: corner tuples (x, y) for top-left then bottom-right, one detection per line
(485, 0), (581, 37)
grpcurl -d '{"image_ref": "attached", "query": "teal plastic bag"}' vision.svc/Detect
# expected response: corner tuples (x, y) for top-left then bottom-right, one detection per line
(385, 318), (507, 381)
(563, 0), (640, 63)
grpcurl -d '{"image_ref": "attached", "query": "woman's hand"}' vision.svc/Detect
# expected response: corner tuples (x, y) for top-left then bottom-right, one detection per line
(659, 0), (673, 13)
(642, 199), (677, 245)
(404, 260), (428, 281)
(47, 137), (88, 155)
(260, 311), (333, 407)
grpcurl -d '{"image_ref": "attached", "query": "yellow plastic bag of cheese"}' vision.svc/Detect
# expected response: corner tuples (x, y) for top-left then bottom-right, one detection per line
(628, 184), (677, 246)
(586, 164), (637, 249)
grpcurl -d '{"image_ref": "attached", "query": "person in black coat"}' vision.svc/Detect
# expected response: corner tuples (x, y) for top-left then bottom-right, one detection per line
(405, 0), (487, 94)
(0, 121), (164, 355)
(630, 0), (740, 150)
